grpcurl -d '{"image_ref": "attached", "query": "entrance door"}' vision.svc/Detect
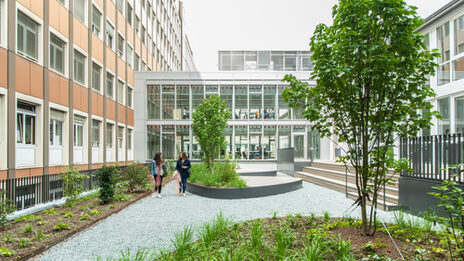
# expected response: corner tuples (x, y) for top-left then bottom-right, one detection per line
(293, 134), (305, 160)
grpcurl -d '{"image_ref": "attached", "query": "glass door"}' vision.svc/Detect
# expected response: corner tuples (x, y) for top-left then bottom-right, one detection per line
(293, 134), (305, 160)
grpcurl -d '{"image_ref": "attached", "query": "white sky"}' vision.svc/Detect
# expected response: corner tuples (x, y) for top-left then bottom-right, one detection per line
(181, 0), (451, 71)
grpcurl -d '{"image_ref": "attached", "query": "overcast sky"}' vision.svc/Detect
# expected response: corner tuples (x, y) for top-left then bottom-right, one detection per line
(181, 0), (451, 71)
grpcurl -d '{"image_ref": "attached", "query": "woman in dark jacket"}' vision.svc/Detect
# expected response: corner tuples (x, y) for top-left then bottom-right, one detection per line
(176, 152), (191, 197)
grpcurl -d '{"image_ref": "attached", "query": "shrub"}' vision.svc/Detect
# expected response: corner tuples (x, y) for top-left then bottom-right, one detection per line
(80, 214), (91, 220)
(97, 165), (119, 204)
(60, 167), (88, 204)
(43, 208), (58, 216)
(53, 222), (70, 231)
(0, 190), (15, 230)
(119, 163), (150, 192)
(23, 224), (33, 233)
(108, 204), (117, 209)
(189, 161), (246, 188)
(0, 248), (15, 257)
(64, 212), (73, 218)
(90, 209), (101, 216)
(18, 238), (31, 248)
(35, 230), (47, 241)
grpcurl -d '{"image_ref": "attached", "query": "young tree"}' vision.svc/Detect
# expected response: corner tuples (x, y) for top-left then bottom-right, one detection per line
(283, 0), (439, 235)
(192, 95), (230, 173)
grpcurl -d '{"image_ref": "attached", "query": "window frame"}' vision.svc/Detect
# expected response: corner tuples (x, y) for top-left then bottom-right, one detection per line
(49, 33), (66, 75)
(92, 5), (102, 39)
(73, 49), (86, 85)
(117, 80), (125, 105)
(106, 123), (113, 148)
(73, 0), (87, 25)
(127, 86), (133, 108)
(16, 102), (37, 146)
(91, 119), (101, 148)
(73, 116), (85, 147)
(106, 71), (115, 99)
(91, 62), (102, 92)
(117, 33), (125, 58)
(17, 10), (40, 62)
(106, 20), (115, 50)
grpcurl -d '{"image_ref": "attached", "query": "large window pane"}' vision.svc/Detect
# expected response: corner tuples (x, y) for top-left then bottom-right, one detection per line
(271, 52), (284, 71)
(162, 85), (175, 120)
(50, 34), (65, 74)
(106, 73), (114, 98)
(438, 63), (450, 86)
(162, 125), (175, 159)
(191, 84), (204, 112)
(234, 126), (248, 159)
(147, 85), (160, 119)
(257, 51), (271, 70)
(92, 5), (101, 37)
(74, 50), (85, 84)
(249, 85), (262, 120)
(220, 85), (233, 119)
(264, 85), (276, 120)
(92, 63), (101, 91)
(278, 86), (291, 119)
(453, 57), (464, 81)
(456, 15), (464, 55)
(456, 96), (464, 133)
(222, 126), (233, 158)
(147, 125), (160, 160)
(17, 11), (38, 60)
(176, 125), (189, 157)
(437, 22), (450, 64)
(307, 128), (320, 160)
(176, 85), (189, 119)
(234, 85), (247, 119)
(263, 126), (276, 159)
(74, 0), (86, 23)
(244, 51), (257, 71)
(230, 52), (244, 71)
(249, 125), (262, 160)
(278, 125), (291, 149)
(92, 120), (100, 148)
(106, 123), (113, 148)
(438, 97), (450, 135)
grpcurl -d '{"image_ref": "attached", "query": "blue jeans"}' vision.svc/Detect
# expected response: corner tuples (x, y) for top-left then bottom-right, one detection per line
(180, 176), (188, 193)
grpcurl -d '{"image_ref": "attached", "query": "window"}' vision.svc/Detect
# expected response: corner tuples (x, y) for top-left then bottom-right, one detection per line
(455, 15), (464, 55)
(127, 87), (133, 108)
(58, 0), (66, 5)
(17, 11), (39, 61)
(141, 26), (146, 44)
(106, 72), (114, 98)
(117, 81), (124, 104)
(74, 0), (86, 23)
(456, 96), (464, 133)
(92, 119), (100, 148)
(134, 16), (139, 34)
(17, 102), (36, 145)
(74, 50), (85, 84)
(127, 45), (133, 67)
(118, 126), (124, 149)
(126, 3), (133, 26)
(117, 34), (124, 58)
(438, 97), (451, 135)
(437, 22), (450, 86)
(49, 109), (64, 146)
(117, 0), (124, 13)
(106, 123), (113, 148)
(106, 21), (114, 49)
(92, 6), (102, 38)
(127, 129), (132, 150)
(134, 53), (140, 71)
(50, 34), (65, 74)
(74, 115), (85, 147)
(92, 62), (101, 91)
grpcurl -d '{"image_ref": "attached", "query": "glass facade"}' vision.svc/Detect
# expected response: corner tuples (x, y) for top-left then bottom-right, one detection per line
(145, 82), (319, 161)
(219, 51), (312, 71)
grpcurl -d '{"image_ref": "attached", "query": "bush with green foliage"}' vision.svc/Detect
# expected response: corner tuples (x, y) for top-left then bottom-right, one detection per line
(119, 163), (150, 192)
(189, 161), (246, 188)
(0, 248), (15, 257)
(0, 190), (15, 230)
(97, 165), (119, 204)
(53, 222), (70, 231)
(60, 167), (89, 204)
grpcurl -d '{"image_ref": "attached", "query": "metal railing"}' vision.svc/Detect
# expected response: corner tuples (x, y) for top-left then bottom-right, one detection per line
(0, 171), (100, 211)
(400, 134), (464, 183)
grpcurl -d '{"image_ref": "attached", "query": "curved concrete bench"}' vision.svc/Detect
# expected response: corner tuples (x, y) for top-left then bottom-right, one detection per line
(187, 176), (302, 199)
(237, 169), (277, 176)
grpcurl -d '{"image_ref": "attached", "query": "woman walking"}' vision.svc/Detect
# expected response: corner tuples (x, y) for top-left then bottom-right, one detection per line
(151, 153), (167, 198)
(176, 152), (191, 197)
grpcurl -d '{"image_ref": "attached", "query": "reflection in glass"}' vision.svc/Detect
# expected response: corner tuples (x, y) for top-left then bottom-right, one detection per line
(455, 15), (464, 55)
(147, 125), (160, 160)
(245, 51), (257, 71)
(147, 85), (160, 119)
(162, 125), (175, 159)
(307, 128), (320, 160)
(222, 126), (233, 158)
(263, 126), (276, 159)
(162, 85), (175, 120)
(249, 126), (262, 160)
(205, 84), (219, 99)
(176, 85), (189, 120)
(191, 84), (204, 112)
(264, 85), (276, 120)
(235, 85), (248, 119)
(453, 57), (464, 81)
(278, 125), (291, 149)
(438, 63), (450, 86)
(220, 85), (233, 119)
(456, 96), (464, 133)
(235, 126), (248, 159)
(176, 125), (190, 157)
(438, 97), (450, 135)
(249, 85), (262, 120)
(192, 135), (202, 160)
(278, 86), (291, 119)
(437, 22), (450, 64)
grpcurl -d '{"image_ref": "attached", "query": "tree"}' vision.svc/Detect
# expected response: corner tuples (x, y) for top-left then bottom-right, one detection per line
(192, 95), (230, 173)
(283, 0), (439, 235)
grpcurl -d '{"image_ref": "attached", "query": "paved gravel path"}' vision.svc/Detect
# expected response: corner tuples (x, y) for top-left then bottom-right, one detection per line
(35, 176), (397, 261)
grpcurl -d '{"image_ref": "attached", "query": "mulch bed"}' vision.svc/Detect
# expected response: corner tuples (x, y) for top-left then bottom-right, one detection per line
(0, 178), (170, 261)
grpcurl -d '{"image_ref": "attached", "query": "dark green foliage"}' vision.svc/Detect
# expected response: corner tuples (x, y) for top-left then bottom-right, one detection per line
(189, 161), (246, 188)
(119, 163), (150, 193)
(97, 165), (119, 204)
(60, 167), (89, 204)
(192, 95), (230, 173)
(0, 190), (15, 230)
(283, 0), (439, 235)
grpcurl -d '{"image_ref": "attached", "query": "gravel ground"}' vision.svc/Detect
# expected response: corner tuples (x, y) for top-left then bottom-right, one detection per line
(34, 175), (397, 261)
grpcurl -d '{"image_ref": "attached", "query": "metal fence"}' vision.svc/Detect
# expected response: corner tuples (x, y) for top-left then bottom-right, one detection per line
(0, 171), (100, 211)
(400, 134), (464, 183)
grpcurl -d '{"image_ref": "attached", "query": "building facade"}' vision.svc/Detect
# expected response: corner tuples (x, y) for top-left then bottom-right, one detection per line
(417, 0), (464, 136)
(134, 71), (334, 162)
(0, 0), (194, 179)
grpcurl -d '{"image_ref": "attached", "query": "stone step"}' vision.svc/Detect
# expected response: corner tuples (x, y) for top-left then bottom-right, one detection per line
(346, 192), (399, 212)
(301, 166), (399, 190)
(310, 162), (397, 176)
(295, 171), (398, 210)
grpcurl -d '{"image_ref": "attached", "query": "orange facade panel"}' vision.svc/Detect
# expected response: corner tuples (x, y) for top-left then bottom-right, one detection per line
(147, 52), (153, 70)
(127, 67), (134, 86)
(135, 36), (141, 54)
(73, 83), (89, 112)
(106, 99), (116, 121)
(117, 57), (125, 80)
(106, 0), (116, 26)
(0, 48), (7, 88)
(92, 34), (104, 64)
(16, 167), (43, 177)
(142, 45), (147, 63)
(49, 166), (67, 175)
(118, 104), (126, 123)
(106, 47), (116, 73)
(0, 170), (6, 180)
(74, 18), (89, 52)
(92, 92), (104, 117)
(48, 71), (69, 107)
(92, 163), (103, 169)
(76, 164), (89, 171)
(17, 0), (44, 18)
(15, 55), (43, 99)
(49, 0), (69, 37)
(127, 27), (134, 47)
(118, 12), (126, 35)
(94, 0), (104, 10)
(127, 109), (134, 126)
